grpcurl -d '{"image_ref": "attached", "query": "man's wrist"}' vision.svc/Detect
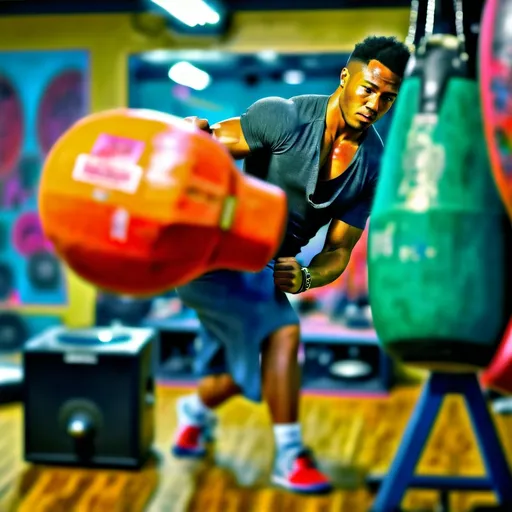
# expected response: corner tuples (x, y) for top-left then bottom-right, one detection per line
(296, 267), (312, 293)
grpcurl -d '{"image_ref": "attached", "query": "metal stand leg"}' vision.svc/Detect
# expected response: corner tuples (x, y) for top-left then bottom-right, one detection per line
(368, 373), (512, 512)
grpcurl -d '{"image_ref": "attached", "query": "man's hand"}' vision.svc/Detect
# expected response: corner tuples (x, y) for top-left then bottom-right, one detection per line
(184, 116), (212, 133)
(273, 257), (304, 294)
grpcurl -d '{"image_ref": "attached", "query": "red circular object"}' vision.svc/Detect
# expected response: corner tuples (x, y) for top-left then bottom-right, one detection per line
(37, 70), (87, 155)
(480, 0), (512, 220)
(482, 319), (512, 394)
(12, 211), (48, 257)
(0, 75), (24, 179)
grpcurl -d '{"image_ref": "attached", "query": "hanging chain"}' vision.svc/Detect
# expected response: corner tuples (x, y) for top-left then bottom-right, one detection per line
(406, 0), (421, 48)
(424, 0), (437, 38)
(452, 0), (467, 52)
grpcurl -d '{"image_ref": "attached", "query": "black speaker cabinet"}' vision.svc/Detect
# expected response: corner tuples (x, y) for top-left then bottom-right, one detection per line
(23, 326), (156, 469)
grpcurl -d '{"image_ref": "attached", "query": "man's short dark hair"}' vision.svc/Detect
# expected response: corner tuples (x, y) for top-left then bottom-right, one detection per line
(348, 36), (411, 78)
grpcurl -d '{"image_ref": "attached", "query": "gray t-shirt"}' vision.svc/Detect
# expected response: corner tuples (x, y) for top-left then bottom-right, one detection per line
(240, 94), (383, 257)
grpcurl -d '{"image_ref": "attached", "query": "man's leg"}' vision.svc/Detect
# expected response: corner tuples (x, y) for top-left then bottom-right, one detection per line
(261, 324), (332, 493)
(173, 374), (240, 457)
(173, 325), (300, 459)
(184, 324), (300, 429)
(186, 324), (301, 420)
(172, 332), (242, 458)
(174, 325), (301, 459)
(261, 324), (301, 423)
(197, 374), (242, 408)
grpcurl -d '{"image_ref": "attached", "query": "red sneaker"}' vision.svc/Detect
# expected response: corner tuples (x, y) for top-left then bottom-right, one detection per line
(271, 447), (332, 494)
(171, 396), (217, 458)
(172, 424), (207, 458)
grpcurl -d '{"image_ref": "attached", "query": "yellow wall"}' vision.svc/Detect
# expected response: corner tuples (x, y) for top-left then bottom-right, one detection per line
(223, 9), (410, 53)
(0, 8), (409, 326)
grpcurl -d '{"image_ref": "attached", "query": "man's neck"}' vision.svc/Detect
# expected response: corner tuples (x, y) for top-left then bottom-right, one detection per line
(325, 89), (365, 143)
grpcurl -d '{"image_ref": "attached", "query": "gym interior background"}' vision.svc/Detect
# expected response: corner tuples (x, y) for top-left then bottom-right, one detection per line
(0, 1), (511, 511)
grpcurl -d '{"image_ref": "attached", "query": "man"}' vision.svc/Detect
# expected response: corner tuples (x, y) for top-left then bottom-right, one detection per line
(172, 35), (410, 493)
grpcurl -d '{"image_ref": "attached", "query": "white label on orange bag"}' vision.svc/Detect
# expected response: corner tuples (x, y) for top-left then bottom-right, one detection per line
(73, 153), (143, 194)
(145, 130), (186, 188)
(110, 207), (130, 242)
(72, 133), (145, 193)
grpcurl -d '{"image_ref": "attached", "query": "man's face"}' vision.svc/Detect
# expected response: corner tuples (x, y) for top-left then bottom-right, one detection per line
(339, 59), (401, 131)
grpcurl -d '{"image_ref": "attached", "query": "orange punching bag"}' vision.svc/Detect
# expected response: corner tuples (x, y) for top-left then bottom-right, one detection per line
(39, 109), (287, 297)
(479, 0), (512, 393)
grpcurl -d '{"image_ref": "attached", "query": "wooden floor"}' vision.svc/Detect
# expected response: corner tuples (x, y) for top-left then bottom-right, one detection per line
(0, 384), (511, 512)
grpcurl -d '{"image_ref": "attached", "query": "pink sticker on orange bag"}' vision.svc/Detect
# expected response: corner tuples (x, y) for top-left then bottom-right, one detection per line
(91, 134), (145, 163)
(72, 134), (145, 194)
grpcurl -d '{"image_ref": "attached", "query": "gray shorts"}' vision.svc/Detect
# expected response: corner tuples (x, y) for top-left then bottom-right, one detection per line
(176, 261), (300, 402)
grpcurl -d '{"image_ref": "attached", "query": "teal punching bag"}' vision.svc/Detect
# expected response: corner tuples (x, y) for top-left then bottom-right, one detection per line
(368, 24), (508, 371)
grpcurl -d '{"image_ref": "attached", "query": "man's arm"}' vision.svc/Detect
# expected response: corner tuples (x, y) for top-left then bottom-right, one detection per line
(185, 116), (251, 160)
(304, 172), (377, 289)
(307, 219), (363, 288)
(273, 219), (364, 293)
(186, 96), (297, 161)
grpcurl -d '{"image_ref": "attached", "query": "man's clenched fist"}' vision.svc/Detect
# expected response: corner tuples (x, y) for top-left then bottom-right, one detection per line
(273, 257), (304, 294)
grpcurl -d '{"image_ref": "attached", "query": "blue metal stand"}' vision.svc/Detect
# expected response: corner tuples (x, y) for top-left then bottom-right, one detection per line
(369, 372), (512, 511)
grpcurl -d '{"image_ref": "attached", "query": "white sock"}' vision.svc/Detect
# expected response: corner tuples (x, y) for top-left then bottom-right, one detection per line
(273, 423), (303, 453)
(178, 393), (211, 425)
